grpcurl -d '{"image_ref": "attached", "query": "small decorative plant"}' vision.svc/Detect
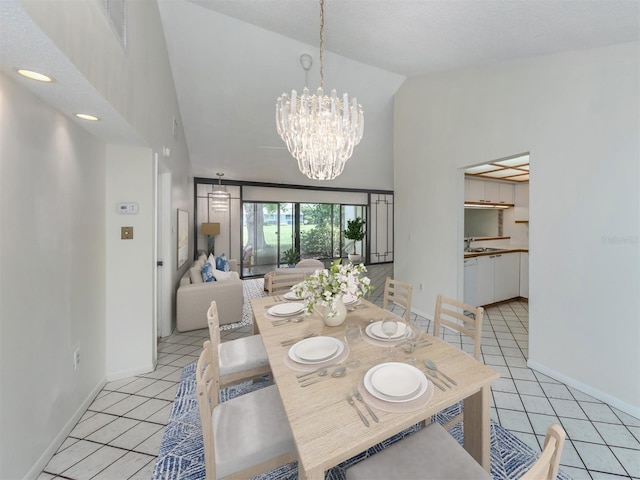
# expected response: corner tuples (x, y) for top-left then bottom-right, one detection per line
(281, 248), (300, 266)
(292, 259), (372, 318)
(344, 217), (365, 257)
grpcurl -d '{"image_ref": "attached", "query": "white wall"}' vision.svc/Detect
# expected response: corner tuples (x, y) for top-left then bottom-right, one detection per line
(20, 0), (196, 328)
(0, 74), (107, 479)
(395, 43), (639, 416)
(105, 145), (155, 379)
(0, 2), (196, 478)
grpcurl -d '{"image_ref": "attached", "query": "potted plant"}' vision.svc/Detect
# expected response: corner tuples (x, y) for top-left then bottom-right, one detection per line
(344, 217), (365, 262)
(281, 248), (300, 267)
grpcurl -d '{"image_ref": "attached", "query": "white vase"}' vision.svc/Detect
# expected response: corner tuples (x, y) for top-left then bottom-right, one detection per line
(321, 295), (347, 327)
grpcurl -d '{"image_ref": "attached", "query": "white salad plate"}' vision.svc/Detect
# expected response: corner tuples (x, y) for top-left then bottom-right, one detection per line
(283, 291), (309, 301)
(364, 362), (428, 402)
(268, 303), (305, 317)
(288, 336), (344, 364)
(366, 321), (407, 340)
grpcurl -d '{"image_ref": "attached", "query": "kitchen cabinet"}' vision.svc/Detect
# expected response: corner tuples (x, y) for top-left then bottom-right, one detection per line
(514, 183), (529, 222)
(465, 179), (486, 203)
(474, 252), (520, 306)
(494, 253), (520, 301)
(465, 178), (514, 205)
(477, 255), (495, 306)
(519, 252), (529, 298)
(499, 183), (514, 204)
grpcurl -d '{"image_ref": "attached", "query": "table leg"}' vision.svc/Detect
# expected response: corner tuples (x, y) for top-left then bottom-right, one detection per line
(463, 384), (491, 471)
(299, 468), (324, 480)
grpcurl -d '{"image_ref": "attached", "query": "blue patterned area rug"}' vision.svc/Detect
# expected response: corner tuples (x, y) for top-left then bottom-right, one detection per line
(152, 363), (571, 480)
(219, 278), (266, 332)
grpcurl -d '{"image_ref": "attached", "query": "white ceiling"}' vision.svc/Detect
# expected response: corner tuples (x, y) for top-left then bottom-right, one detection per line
(1, 0), (639, 188)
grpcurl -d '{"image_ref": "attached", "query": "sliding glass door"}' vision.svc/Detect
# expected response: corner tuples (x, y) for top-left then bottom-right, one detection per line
(242, 202), (294, 276)
(242, 201), (368, 277)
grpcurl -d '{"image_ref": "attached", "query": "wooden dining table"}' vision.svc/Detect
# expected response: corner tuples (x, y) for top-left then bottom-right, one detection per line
(251, 295), (500, 480)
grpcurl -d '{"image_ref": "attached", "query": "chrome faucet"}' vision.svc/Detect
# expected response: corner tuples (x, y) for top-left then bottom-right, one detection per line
(464, 238), (473, 252)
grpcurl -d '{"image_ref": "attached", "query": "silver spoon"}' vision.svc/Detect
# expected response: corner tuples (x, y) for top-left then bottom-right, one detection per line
(297, 367), (329, 382)
(300, 367), (346, 387)
(424, 359), (457, 385)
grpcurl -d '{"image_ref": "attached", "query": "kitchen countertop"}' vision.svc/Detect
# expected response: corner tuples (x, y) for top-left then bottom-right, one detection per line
(464, 246), (529, 258)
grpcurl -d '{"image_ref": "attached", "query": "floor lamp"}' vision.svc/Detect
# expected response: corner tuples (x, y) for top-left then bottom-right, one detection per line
(201, 222), (220, 256)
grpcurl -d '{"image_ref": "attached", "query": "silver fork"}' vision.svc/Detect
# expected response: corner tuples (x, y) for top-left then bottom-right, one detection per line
(346, 394), (369, 427)
(353, 387), (379, 423)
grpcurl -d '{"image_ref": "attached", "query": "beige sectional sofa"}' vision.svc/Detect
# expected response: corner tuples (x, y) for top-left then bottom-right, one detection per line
(176, 254), (243, 332)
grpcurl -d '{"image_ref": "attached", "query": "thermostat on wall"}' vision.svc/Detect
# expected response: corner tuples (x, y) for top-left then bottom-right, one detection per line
(117, 202), (139, 214)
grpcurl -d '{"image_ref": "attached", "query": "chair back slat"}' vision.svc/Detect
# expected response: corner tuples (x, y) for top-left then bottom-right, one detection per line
(268, 272), (306, 296)
(433, 294), (484, 361)
(382, 277), (413, 323)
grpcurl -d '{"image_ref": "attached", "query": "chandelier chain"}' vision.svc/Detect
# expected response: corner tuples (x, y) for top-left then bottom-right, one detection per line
(319, 0), (324, 89)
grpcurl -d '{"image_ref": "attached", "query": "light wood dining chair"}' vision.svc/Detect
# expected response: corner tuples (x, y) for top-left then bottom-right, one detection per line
(433, 293), (484, 361)
(520, 424), (566, 480)
(382, 277), (413, 323)
(432, 293), (485, 429)
(268, 271), (306, 296)
(345, 422), (566, 480)
(207, 301), (270, 388)
(196, 340), (297, 480)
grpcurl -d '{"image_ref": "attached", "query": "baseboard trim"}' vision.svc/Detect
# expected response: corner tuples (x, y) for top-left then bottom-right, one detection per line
(25, 378), (106, 480)
(527, 360), (640, 420)
(411, 307), (432, 322)
(106, 362), (155, 382)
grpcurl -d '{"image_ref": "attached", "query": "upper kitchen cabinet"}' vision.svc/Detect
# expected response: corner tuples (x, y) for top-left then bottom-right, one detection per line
(514, 183), (530, 222)
(465, 178), (514, 205)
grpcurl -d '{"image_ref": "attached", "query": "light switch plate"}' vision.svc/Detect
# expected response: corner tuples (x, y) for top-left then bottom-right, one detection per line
(121, 226), (133, 239)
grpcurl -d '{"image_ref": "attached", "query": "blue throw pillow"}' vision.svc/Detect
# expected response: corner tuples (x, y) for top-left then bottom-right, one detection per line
(215, 253), (230, 272)
(201, 261), (216, 282)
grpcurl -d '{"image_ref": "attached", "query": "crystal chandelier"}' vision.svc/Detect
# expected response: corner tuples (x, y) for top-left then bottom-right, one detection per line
(275, 0), (364, 181)
(210, 172), (229, 212)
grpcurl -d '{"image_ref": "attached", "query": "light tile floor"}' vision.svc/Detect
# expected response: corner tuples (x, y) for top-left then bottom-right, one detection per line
(39, 264), (639, 479)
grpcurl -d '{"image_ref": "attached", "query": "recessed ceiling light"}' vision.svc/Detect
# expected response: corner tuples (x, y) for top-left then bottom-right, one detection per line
(17, 69), (54, 82)
(75, 113), (100, 121)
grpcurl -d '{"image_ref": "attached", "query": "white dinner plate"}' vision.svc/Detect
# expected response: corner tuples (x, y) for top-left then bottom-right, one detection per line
(364, 363), (428, 402)
(283, 291), (309, 301)
(343, 294), (358, 305)
(288, 336), (344, 364)
(268, 303), (305, 317)
(366, 321), (407, 340)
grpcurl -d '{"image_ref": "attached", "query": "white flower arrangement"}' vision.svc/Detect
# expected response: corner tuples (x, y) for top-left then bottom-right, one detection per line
(291, 259), (372, 317)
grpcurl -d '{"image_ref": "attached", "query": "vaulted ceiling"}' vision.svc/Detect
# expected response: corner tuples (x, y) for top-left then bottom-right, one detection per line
(2, 0), (638, 188)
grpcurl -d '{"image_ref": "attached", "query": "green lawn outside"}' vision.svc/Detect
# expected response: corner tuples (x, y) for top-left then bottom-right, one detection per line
(243, 224), (317, 249)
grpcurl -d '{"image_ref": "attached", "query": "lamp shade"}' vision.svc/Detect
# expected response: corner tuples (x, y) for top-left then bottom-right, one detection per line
(201, 223), (220, 236)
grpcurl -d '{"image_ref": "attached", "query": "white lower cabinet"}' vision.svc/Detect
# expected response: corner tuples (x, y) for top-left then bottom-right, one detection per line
(494, 253), (520, 301)
(475, 252), (521, 306)
(519, 252), (529, 298)
(477, 256), (495, 306)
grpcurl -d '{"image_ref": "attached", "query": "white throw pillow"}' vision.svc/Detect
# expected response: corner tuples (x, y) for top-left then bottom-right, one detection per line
(212, 269), (233, 281)
(190, 266), (204, 283)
